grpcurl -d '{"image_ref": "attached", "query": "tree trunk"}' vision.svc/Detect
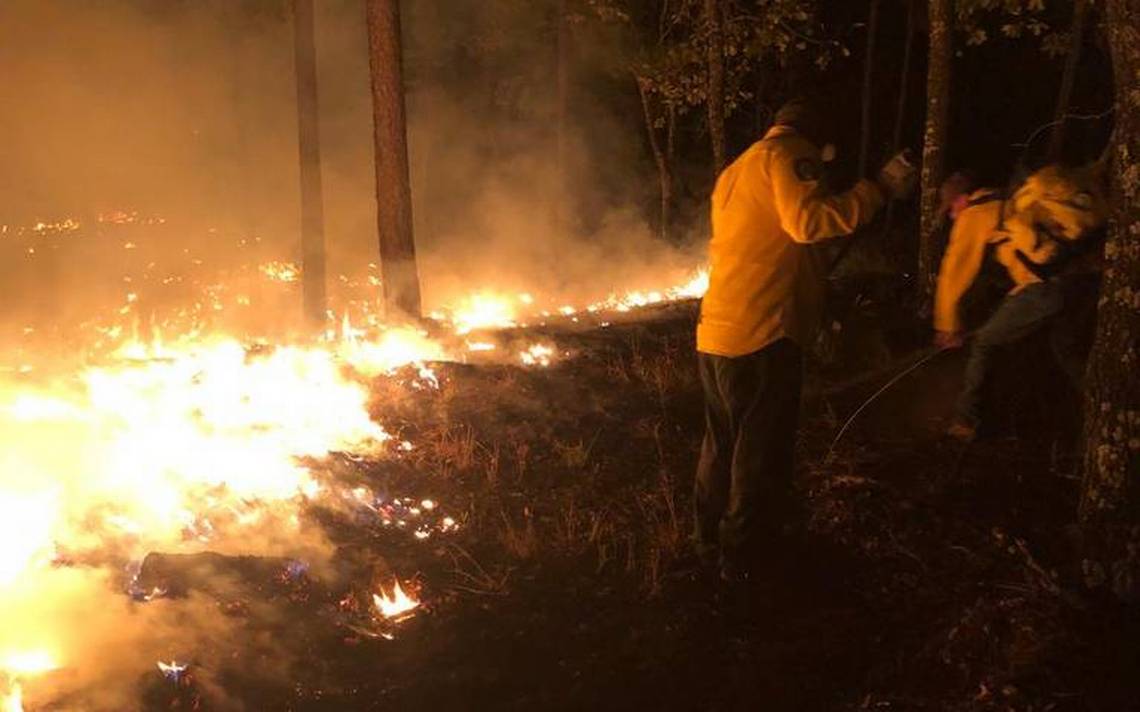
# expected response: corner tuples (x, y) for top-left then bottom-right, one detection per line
(704, 0), (727, 172)
(1047, 0), (1089, 163)
(892, 0), (916, 153)
(877, 0), (917, 263)
(858, 0), (881, 177)
(636, 76), (673, 242)
(365, 0), (422, 319)
(556, 0), (571, 237)
(1078, 0), (1140, 601)
(292, 0), (327, 328)
(918, 0), (952, 308)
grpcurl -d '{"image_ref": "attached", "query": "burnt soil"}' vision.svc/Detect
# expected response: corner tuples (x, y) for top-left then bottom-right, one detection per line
(131, 298), (1140, 712)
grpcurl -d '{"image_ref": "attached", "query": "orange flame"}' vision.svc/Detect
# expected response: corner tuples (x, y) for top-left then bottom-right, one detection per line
(372, 580), (420, 620)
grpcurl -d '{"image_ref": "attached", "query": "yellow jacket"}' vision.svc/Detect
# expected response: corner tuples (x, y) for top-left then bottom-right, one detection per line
(933, 194), (1040, 333)
(934, 169), (1107, 333)
(697, 126), (885, 357)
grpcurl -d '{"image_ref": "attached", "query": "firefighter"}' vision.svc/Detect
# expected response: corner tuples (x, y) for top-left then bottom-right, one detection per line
(693, 98), (917, 582)
(933, 164), (1108, 441)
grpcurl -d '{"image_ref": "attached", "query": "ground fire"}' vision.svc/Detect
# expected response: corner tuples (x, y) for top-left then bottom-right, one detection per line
(0, 212), (708, 707)
(2, 0), (1140, 709)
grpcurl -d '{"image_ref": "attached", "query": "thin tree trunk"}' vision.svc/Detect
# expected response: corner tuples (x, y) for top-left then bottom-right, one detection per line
(556, 0), (571, 237)
(636, 76), (673, 242)
(365, 0), (422, 319)
(705, 0), (726, 172)
(665, 102), (676, 240)
(918, 0), (952, 308)
(292, 0), (327, 328)
(1047, 0), (1089, 162)
(873, 0), (917, 266)
(1078, 0), (1140, 601)
(892, 0), (917, 153)
(858, 0), (881, 177)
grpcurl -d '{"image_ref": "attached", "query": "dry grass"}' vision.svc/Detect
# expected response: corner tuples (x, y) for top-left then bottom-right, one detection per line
(445, 543), (511, 597)
(554, 434), (599, 470)
(498, 506), (539, 560)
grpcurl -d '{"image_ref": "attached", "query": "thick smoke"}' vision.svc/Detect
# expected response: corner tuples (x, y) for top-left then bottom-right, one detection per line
(0, 0), (702, 344)
(0, 1), (701, 706)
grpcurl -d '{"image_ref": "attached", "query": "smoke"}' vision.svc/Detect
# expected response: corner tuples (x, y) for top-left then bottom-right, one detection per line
(0, 568), (269, 711)
(402, 0), (705, 308)
(0, 1), (296, 229)
(0, 0), (702, 345)
(0, 2), (702, 705)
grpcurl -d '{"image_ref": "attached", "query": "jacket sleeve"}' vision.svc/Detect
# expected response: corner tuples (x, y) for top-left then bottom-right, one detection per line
(768, 143), (884, 244)
(933, 210), (991, 333)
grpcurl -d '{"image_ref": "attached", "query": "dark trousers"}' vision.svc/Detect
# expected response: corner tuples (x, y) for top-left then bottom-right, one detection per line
(693, 339), (803, 565)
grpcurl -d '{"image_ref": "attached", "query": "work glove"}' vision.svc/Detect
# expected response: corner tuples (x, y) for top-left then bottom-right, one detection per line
(877, 150), (918, 201)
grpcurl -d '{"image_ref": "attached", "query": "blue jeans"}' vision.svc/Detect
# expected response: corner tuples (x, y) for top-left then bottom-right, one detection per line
(957, 282), (1066, 426)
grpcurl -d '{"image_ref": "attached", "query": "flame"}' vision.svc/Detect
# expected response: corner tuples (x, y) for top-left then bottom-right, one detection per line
(0, 340), (399, 585)
(1, 651), (57, 677)
(582, 267), (709, 314)
(0, 246), (708, 698)
(465, 341), (496, 353)
(339, 327), (447, 376)
(0, 492), (57, 586)
(519, 344), (556, 367)
(447, 293), (520, 334)
(423, 267), (708, 336)
(3, 684), (21, 712)
(0, 650), (55, 712)
(259, 261), (301, 283)
(156, 660), (189, 678)
(372, 580), (420, 620)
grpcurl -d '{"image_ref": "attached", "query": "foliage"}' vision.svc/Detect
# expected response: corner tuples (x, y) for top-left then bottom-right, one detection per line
(579, 0), (831, 119)
(955, 0), (1071, 56)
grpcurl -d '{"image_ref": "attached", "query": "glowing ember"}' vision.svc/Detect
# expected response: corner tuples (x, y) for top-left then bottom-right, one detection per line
(520, 344), (556, 367)
(372, 580), (420, 620)
(259, 261), (301, 283)
(157, 661), (189, 682)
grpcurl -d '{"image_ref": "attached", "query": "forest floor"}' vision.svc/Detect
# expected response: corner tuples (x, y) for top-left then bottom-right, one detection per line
(133, 293), (1140, 712)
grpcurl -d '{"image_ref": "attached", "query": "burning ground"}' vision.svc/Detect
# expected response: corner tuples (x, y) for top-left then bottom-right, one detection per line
(0, 216), (718, 710)
(3, 224), (1138, 710)
(8, 276), (1124, 712)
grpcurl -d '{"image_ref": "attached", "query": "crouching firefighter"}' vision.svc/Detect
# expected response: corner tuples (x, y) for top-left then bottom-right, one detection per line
(693, 98), (917, 582)
(933, 163), (1109, 442)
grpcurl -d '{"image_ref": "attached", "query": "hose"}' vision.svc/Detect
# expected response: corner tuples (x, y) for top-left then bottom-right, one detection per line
(824, 345), (948, 461)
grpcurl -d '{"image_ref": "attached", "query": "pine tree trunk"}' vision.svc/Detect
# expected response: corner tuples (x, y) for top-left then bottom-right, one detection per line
(556, 0), (571, 237)
(636, 76), (673, 242)
(1078, 0), (1140, 601)
(705, 0), (727, 172)
(1047, 0), (1089, 162)
(918, 0), (951, 308)
(292, 0), (327, 328)
(365, 0), (422, 319)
